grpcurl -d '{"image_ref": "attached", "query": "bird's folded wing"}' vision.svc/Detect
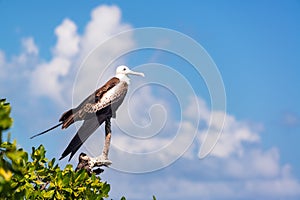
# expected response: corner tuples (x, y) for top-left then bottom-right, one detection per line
(76, 77), (120, 110)
(83, 81), (128, 114)
(59, 114), (108, 161)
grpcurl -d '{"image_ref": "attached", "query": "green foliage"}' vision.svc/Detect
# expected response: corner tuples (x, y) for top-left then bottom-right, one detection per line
(1, 143), (110, 199)
(0, 99), (13, 143)
(0, 99), (110, 199)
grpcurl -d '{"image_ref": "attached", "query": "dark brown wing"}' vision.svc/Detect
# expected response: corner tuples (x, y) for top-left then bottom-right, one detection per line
(94, 77), (121, 101)
(59, 77), (120, 129)
(78, 77), (121, 108)
(59, 106), (112, 161)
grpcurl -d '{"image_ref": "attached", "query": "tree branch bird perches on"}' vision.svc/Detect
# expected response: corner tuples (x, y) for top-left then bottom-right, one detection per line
(31, 66), (144, 162)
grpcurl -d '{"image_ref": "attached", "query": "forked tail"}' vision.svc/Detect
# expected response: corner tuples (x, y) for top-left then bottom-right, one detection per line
(30, 122), (63, 139)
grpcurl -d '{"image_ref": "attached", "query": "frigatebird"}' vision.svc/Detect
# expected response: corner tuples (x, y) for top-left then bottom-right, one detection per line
(31, 66), (144, 161)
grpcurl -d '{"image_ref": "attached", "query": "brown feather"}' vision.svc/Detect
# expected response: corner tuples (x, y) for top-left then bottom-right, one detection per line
(58, 77), (120, 129)
(94, 77), (120, 101)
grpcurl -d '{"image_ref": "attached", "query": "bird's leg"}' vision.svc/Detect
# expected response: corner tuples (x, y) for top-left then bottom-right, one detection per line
(87, 118), (112, 170)
(102, 118), (112, 160)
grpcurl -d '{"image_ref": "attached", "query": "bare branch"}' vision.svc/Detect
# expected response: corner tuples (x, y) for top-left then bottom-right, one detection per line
(75, 118), (112, 175)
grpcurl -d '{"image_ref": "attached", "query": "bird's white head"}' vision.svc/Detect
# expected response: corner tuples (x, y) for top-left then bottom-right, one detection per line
(115, 65), (144, 83)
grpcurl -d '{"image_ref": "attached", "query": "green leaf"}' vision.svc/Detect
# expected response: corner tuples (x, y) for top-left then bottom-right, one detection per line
(10, 181), (18, 188)
(55, 190), (63, 199)
(0, 99), (13, 132)
(44, 189), (55, 198)
(48, 158), (55, 168)
(74, 170), (87, 183)
(34, 179), (44, 186)
(62, 187), (72, 194)
(62, 174), (70, 186)
(102, 183), (110, 195)
(73, 191), (79, 197)
(77, 186), (85, 192)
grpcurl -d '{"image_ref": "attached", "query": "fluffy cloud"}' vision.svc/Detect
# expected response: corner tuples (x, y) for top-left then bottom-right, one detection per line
(30, 18), (79, 103)
(223, 148), (280, 178)
(0, 5), (133, 105)
(22, 37), (39, 55)
(184, 96), (261, 158)
(0, 37), (39, 93)
(103, 92), (300, 198)
(53, 19), (80, 58)
(199, 112), (261, 158)
(105, 154), (300, 200)
(70, 5), (134, 106)
(80, 5), (132, 55)
(13, 37), (40, 65)
(131, 174), (300, 200)
(29, 5), (133, 105)
(30, 57), (72, 103)
(0, 50), (6, 74)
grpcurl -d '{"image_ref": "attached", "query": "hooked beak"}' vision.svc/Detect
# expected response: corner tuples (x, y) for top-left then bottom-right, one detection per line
(128, 70), (145, 77)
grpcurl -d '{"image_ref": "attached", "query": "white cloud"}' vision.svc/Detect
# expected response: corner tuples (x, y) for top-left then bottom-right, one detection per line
(1, 4), (133, 106)
(30, 18), (79, 104)
(106, 157), (300, 200)
(9, 37), (39, 65)
(22, 37), (39, 55)
(81, 5), (131, 55)
(0, 50), (5, 64)
(142, 177), (237, 200)
(30, 57), (72, 103)
(70, 5), (134, 106)
(0, 50), (5, 73)
(186, 97), (260, 158)
(199, 114), (260, 158)
(105, 164), (300, 200)
(183, 97), (285, 179)
(105, 92), (300, 198)
(244, 175), (300, 198)
(0, 37), (39, 87)
(26, 5), (134, 105)
(221, 148), (280, 179)
(184, 95), (210, 122)
(144, 175), (300, 200)
(250, 148), (280, 177)
(53, 19), (80, 58)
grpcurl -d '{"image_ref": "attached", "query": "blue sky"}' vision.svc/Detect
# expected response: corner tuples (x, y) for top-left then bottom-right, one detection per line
(1, 1), (300, 199)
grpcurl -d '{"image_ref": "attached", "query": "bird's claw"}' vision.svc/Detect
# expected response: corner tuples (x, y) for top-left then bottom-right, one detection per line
(89, 154), (112, 168)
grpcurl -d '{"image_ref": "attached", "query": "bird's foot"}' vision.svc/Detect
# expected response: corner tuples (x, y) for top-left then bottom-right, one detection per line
(96, 154), (112, 166)
(89, 154), (112, 168)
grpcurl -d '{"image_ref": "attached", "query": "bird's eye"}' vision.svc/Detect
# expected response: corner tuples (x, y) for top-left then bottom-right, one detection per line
(123, 68), (126, 71)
